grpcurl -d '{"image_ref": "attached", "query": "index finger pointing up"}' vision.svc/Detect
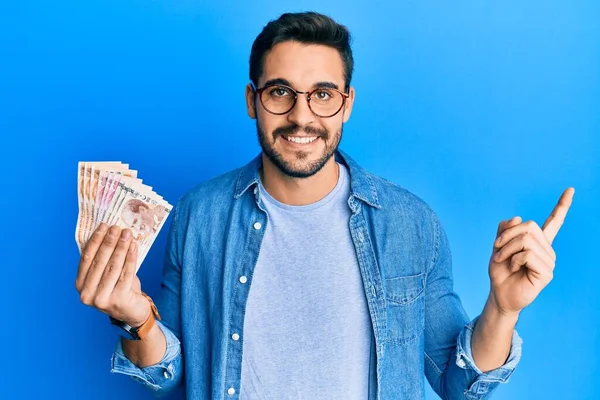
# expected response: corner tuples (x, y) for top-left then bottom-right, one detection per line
(542, 187), (575, 244)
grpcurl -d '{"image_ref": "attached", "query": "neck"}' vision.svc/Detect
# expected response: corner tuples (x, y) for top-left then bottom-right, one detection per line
(260, 154), (340, 206)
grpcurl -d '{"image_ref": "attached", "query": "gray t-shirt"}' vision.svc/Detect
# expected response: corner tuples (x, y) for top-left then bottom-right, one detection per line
(240, 163), (373, 400)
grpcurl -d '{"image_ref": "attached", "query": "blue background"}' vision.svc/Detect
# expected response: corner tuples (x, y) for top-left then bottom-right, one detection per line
(1, 1), (598, 399)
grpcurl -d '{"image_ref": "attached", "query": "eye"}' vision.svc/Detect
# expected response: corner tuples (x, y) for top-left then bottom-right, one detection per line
(313, 89), (333, 100)
(269, 86), (292, 97)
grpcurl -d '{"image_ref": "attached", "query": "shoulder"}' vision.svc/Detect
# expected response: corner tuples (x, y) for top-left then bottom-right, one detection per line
(359, 168), (445, 259)
(353, 166), (447, 276)
(175, 166), (244, 214)
(368, 172), (439, 223)
(339, 149), (439, 222)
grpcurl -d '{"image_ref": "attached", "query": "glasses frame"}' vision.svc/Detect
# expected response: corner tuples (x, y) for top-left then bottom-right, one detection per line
(253, 83), (350, 118)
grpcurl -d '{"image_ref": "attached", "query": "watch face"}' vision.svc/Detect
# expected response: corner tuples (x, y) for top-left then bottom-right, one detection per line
(110, 317), (140, 340)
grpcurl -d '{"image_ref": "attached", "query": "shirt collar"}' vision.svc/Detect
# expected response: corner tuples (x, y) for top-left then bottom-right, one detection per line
(234, 149), (381, 209)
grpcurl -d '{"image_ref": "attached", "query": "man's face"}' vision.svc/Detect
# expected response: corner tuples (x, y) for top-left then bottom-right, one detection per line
(246, 41), (355, 178)
(121, 202), (154, 237)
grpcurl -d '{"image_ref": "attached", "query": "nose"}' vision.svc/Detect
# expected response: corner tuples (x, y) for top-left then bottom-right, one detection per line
(286, 93), (315, 127)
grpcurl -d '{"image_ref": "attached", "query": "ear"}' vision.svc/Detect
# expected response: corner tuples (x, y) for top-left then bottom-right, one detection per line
(246, 83), (257, 119)
(342, 86), (356, 123)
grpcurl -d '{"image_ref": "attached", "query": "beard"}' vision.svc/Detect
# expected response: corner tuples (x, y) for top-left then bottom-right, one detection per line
(256, 119), (342, 179)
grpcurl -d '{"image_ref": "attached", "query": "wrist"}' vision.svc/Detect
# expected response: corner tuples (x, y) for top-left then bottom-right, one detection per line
(484, 293), (520, 326)
(125, 300), (152, 329)
(111, 292), (161, 341)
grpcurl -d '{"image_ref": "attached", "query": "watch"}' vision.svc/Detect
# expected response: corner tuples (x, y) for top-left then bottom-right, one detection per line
(110, 292), (162, 340)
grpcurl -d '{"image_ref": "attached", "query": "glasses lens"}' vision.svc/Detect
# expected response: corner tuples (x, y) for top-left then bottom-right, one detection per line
(310, 88), (344, 117)
(260, 85), (296, 114)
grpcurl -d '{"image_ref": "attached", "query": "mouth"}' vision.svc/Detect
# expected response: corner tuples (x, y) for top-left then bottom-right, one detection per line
(281, 135), (320, 145)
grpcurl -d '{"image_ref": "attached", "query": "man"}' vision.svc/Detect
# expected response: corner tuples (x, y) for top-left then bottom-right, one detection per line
(75, 11), (574, 399)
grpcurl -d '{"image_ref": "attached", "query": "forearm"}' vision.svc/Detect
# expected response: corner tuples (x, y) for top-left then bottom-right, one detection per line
(471, 293), (519, 372)
(122, 322), (167, 368)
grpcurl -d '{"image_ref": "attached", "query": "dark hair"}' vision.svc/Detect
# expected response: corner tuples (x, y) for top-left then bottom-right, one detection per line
(249, 12), (354, 92)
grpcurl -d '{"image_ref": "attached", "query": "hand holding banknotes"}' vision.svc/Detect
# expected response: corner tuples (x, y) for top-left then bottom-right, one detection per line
(74, 161), (172, 331)
(75, 224), (151, 328)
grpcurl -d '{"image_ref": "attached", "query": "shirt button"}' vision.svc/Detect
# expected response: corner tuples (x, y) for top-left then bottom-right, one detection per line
(457, 357), (466, 368)
(232, 333), (240, 341)
(253, 222), (262, 230)
(163, 370), (170, 379)
(239, 275), (248, 284)
(227, 387), (236, 395)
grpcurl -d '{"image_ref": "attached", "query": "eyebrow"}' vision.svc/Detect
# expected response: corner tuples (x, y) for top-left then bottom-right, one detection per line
(262, 78), (340, 91)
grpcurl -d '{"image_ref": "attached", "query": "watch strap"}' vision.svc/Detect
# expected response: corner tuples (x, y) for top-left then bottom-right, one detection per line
(135, 292), (162, 340)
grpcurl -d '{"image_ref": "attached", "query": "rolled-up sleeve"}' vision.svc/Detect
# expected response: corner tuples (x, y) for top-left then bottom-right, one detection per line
(454, 315), (522, 396)
(110, 320), (183, 394)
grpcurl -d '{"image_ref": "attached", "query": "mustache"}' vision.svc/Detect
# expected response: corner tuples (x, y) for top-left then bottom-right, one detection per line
(273, 124), (328, 139)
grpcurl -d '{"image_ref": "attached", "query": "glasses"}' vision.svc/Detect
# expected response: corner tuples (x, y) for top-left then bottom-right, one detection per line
(253, 84), (349, 118)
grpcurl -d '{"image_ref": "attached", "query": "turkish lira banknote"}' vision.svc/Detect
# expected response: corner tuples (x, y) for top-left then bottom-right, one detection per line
(76, 162), (172, 271)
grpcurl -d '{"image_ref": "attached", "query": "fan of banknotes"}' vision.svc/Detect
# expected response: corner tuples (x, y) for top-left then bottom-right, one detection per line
(75, 162), (172, 271)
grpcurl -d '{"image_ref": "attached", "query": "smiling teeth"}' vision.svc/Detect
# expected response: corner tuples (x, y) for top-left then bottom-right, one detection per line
(285, 136), (318, 144)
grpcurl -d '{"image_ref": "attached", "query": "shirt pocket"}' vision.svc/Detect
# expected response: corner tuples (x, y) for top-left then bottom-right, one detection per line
(384, 272), (425, 345)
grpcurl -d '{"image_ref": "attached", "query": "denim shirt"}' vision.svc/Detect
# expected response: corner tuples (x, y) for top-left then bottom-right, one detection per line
(111, 150), (522, 400)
